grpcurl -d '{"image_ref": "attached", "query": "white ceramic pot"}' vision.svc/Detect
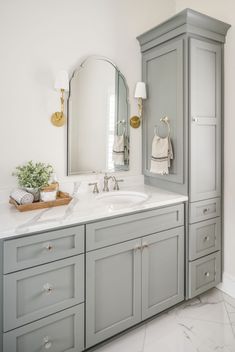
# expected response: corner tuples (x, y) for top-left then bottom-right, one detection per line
(24, 188), (40, 202)
(40, 190), (57, 202)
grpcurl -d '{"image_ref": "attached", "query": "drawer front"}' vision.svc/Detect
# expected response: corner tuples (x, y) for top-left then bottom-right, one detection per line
(3, 304), (84, 352)
(189, 198), (220, 224)
(4, 255), (84, 331)
(189, 218), (221, 260)
(86, 204), (184, 251)
(4, 225), (84, 273)
(189, 252), (221, 298)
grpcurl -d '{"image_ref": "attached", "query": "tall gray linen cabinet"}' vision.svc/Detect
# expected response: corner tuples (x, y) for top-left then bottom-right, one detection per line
(137, 9), (230, 298)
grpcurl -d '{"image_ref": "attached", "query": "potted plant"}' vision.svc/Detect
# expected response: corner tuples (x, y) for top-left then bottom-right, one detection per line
(13, 161), (54, 201)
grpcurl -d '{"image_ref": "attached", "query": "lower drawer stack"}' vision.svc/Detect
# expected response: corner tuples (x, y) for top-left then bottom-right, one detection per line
(2, 225), (85, 352)
(188, 198), (222, 298)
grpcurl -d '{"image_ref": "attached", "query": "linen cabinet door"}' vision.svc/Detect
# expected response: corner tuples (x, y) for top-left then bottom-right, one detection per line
(142, 39), (184, 186)
(142, 227), (184, 320)
(189, 38), (222, 202)
(86, 239), (142, 348)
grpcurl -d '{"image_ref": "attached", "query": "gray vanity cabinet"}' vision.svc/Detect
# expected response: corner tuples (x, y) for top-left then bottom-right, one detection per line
(0, 204), (185, 351)
(137, 9), (230, 299)
(86, 225), (184, 348)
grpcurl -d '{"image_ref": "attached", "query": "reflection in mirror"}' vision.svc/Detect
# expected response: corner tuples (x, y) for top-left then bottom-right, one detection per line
(67, 57), (129, 175)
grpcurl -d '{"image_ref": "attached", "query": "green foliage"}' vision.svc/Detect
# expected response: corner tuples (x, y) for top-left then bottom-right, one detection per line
(13, 161), (54, 189)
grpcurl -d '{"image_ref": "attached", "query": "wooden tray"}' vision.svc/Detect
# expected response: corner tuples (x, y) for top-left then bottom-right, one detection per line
(9, 191), (72, 212)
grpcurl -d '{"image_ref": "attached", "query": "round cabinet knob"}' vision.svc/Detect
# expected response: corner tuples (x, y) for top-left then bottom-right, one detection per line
(44, 243), (53, 252)
(204, 236), (210, 242)
(43, 337), (52, 349)
(204, 272), (210, 277)
(43, 283), (53, 294)
(192, 117), (198, 123)
(203, 208), (209, 214)
(134, 245), (142, 251)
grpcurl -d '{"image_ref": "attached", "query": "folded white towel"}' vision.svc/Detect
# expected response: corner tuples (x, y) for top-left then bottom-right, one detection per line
(10, 189), (34, 205)
(150, 135), (173, 175)
(113, 135), (125, 166)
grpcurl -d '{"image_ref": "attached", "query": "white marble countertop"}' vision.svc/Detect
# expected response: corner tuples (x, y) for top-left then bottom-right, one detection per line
(0, 182), (188, 240)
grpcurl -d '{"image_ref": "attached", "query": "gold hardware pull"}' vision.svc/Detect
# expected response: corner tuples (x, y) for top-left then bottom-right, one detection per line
(43, 283), (53, 294)
(43, 336), (52, 349)
(204, 272), (210, 277)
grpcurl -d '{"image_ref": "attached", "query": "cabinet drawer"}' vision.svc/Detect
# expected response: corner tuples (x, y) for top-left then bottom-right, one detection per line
(189, 252), (221, 298)
(3, 225), (84, 273)
(4, 255), (84, 331)
(3, 304), (84, 352)
(86, 204), (184, 251)
(189, 218), (221, 260)
(189, 198), (220, 224)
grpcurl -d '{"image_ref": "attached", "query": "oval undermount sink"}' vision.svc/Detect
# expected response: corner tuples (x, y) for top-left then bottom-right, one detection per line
(96, 191), (149, 210)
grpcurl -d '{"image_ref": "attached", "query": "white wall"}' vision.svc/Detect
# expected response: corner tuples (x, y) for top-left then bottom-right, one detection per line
(0, 0), (175, 188)
(175, 0), (235, 286)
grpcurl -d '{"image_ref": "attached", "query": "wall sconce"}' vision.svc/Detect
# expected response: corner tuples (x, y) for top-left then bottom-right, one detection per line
(130, 82), (147, 128)
(51, 70), (69, 127)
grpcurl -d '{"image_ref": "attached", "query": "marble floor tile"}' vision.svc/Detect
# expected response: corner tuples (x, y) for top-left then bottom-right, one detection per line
(94, 289), (235, 352)
(94, 325), (146, 352)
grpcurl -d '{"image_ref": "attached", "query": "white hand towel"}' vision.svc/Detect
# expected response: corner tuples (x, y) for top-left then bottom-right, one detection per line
(10, 189), (34, 205)
(150, 135), (173, 174)
(113, 135), (125, 165)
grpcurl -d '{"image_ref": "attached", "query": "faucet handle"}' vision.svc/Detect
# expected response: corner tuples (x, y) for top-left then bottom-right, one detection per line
(88, 182), (99, 194)
(112, 177), (124, 191)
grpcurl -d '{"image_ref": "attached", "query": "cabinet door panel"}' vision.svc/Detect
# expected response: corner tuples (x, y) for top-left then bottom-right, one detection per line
(3, 305), (84, 352)
(143, 39), (184, 184)
(189, 218), (221, 260)
(86, 240), (141, 348)
(189, 252), (221, 298)
(142, 227), (184, 320)
(4, 256), (84, 331)
(190, 38), (221, 201)
(4, 225), (84, 273)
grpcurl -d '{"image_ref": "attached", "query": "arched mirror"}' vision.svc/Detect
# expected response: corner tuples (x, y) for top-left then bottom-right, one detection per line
(67, 56), (129, 175)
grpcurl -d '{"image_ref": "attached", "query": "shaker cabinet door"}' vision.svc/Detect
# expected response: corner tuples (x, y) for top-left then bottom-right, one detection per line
(86, 239), (142, 348)
(142, 39), (184, 185)
(189, 38), (222, 202)
(142, 227), (184, 320)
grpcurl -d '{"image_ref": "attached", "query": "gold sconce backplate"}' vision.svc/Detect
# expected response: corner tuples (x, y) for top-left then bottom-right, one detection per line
(51, 112), (66, 127)
(130, 115), (141, 129)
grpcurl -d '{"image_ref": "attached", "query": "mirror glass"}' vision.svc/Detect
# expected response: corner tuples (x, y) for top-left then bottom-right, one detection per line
(67, 56), (129, 175)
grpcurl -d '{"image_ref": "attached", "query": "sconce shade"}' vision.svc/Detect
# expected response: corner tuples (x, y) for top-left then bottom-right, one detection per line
(54, 70), (69, 91)
(134, 82), (147, 99)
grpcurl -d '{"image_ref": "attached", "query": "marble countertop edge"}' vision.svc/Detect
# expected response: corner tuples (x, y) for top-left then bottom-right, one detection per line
(0, 183), (188, 240)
